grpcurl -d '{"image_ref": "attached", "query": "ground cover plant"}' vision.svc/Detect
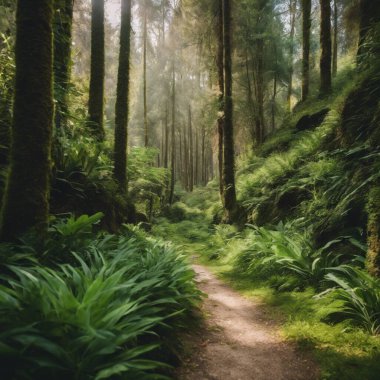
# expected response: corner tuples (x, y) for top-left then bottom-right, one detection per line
(0, 215), (201, 380)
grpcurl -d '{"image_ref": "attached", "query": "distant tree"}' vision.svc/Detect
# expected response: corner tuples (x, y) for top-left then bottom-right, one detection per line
(301, 0), (311, 101)
(0, 0), (53, 240)
(88, 0), (105, 140)
(222, 0), (238, 222)
(332, 0), (338, 77)
(169, 62), (176, 204)
(319, 0), (332, 96)
(53, 0), (74, 131)
(114, 0), (132, 192)
(143, 0), (148, 147)
(215, 0), (224, 199)
(287, 0), (296, 110)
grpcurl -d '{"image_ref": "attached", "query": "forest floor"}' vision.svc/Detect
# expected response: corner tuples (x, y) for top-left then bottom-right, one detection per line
(175, 260), (319, 380)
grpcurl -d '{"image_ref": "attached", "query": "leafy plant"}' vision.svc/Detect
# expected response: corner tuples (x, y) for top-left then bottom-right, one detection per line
(0, 219), (201, 379)
(235, 223), (361, 289)
(322, 266), (380, 335)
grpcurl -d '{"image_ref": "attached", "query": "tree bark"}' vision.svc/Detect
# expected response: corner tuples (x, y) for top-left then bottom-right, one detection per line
(301, 0), (311, 102)
(53, 0), (74, 132)
(169, 63), (176, 204)
(164, 102), (169, 168)
(188, 105), (194, 192)
(287, 0), (296, 110)
(367, 185), (380, 277)
(143, 1), (148, 147)
(88, 0), (105, 140)
(222, 0), (238, 222)
(332, 0), (338, 77)
(319, 0), (332, 96)
(114, 0), (132, 192)
(0, 0), (53, 240)
(216, 0), (224, 200)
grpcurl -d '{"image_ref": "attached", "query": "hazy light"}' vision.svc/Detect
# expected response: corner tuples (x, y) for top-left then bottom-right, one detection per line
(106, 0), (121, 27)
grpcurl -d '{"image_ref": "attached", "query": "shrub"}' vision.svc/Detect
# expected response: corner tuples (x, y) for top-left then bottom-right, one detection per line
(0, 219), (201, 379)
(322, 266), (380, 335)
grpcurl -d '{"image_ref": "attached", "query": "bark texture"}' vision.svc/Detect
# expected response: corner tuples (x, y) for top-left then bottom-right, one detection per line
(53, 0), (74, 131)
(0, 0), (54, 240)
(88, 0), (105, 140)
(216, 0), (224, 200)
(367, 185), (380, 277)
(222, 0), (238, 222)
(301, 0), (311, 102)
(114, 0), (132, 192)
(319, 0), (332, 96)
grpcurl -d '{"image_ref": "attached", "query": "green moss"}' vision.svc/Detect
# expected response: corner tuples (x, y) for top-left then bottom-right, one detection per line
(366, 185), (380, 277)
(0, 0), (54, 241)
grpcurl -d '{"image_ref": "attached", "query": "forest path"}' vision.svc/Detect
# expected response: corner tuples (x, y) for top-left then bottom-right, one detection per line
(176, 263), (319, 380)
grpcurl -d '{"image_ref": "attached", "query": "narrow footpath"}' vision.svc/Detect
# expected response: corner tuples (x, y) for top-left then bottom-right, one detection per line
(176, 264), (319, 380)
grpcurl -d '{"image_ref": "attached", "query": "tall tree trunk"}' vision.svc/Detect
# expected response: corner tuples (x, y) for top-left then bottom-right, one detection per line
(53, 0), (74, 132)
(201, 125), (206, 185)
(301, 0), (311, 102)
(169, 63), (176, 204)
(195, 127), (199, 186)
(88, 0), (105, 140)
(143, 2), (148, 147)
(272, 44), (278, 132)
(0, 0), (53, 241)
(287, 0), (296, 110)
(164, 102), (169, 168)
(114, 0), (132, 192)
(319, 0), (332, 96)
(256, 38), (265, 144)
(332, 0), (338, 77)
(222, 0), (238, 223)
(367, 185), (380, 277)
(183, 126), (189, 190)
(216, 0), (224, 200)
(245, 50), (257, 148)
(188, 105), (194, 192)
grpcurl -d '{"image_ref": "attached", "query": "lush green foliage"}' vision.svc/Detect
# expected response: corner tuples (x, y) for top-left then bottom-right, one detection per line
(322, 266), (380, 335)
(0, 216), (200, 380)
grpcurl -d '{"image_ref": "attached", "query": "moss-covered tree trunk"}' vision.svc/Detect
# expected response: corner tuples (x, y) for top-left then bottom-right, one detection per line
(319, 0), (332, 96)
(88, 0), (105, 141)
(114, 0), (132, 192)
(216, 0), (224, 201)
(0, 0), (53, 241)
(53, 0), (74, 132)
(301, 0), (311, 102)
(332, 0), (338, 77)
(222, 0), (238, 223)
(164, 103), (169, 168)
(169, 62), (176, 205)
(287, 0), (296, 110)
(143, 1), (148, 147)
(188, 105), (194, 192)
(367, 185), (380, 277)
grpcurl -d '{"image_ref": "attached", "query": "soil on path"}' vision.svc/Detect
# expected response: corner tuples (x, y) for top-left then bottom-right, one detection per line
(176, 264), (319, 380)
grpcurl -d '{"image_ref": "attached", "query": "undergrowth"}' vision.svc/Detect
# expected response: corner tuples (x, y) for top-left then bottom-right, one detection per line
(0, 214), (201, 380)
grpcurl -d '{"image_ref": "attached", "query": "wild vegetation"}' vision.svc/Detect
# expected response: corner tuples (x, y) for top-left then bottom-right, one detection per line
(0, 0), (380, 379)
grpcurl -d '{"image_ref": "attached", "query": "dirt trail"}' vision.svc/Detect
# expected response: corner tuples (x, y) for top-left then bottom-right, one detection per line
(176, 264), (318, 380)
